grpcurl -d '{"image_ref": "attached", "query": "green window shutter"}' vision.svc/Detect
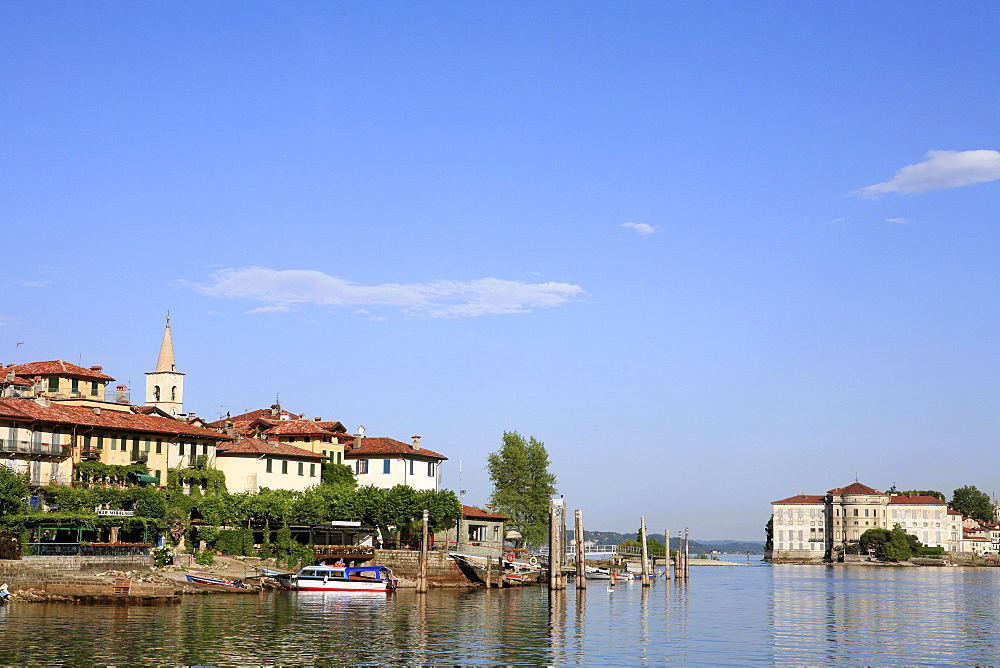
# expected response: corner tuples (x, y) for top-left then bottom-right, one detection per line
(47, 378), (59, 393)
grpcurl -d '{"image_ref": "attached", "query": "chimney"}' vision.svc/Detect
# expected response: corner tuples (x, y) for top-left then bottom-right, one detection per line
(115, 384), (129, 403)
(89, 366), (103, 373)
(314, 416), (322, 422)
(93, 407), (101, 415)
(270, 404), (280, 416)
(354, 434), (361, 449)
(412, 435), (421, 450)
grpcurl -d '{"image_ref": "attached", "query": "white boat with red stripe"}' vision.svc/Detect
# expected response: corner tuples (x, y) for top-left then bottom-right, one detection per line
(278, 565), (398, 593)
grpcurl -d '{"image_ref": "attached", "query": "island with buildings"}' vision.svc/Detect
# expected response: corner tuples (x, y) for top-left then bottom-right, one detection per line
(768, 481), (999, 563)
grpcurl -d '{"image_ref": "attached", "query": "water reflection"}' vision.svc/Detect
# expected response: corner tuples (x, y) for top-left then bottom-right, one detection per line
(3, 566), (1000, 664)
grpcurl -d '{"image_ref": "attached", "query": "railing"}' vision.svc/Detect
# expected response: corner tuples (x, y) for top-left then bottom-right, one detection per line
(27, 543), (151, 557)
(537, 544), (666, 558)
(106, 389), (130, 404)
(131, 451), (149, 463)
(0, 439), (68, 457)
(313, 545), (376, 558)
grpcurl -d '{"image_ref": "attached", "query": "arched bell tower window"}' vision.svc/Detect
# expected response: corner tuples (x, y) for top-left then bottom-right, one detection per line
(153, 386), (161, 401)
(171, 386), (177, 401)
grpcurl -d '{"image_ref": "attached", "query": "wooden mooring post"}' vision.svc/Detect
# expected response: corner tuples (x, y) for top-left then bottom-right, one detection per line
(684, 527), (691, 579)
(575, 509), (586, 590)
(664, 528), (672, 580)
(416, 509), (429, 593)
(548, 497), (566, 590)
(639, 516), (650, 587)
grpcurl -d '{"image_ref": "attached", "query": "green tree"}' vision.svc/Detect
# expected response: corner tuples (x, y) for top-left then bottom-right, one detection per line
(859, 528), (891, 557)
(898, 490), (945, 501)
(950, 485), (993, 523)
(0, 465), (29, 516)
(883, 524), (915, 561)
(487, 431), (557, 548)
(321, 462), (357, 488)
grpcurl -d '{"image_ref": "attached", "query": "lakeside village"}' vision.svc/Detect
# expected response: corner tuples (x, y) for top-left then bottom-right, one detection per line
(769, 482), (1000, 564)
(0, 318), (528, 599)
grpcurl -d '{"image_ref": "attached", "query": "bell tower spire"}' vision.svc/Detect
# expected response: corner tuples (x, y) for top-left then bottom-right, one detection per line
(145, 313), (186, 417)
(155, 313), (176, 372)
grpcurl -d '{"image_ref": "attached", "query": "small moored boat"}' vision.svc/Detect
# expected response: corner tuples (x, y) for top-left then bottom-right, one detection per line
(277, 565), (398, 593)
(185, 574), (248, 588)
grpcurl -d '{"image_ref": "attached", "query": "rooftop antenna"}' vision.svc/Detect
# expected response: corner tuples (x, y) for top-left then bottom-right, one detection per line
(12, 342), (24, 366)
(216, 405), (229, 420)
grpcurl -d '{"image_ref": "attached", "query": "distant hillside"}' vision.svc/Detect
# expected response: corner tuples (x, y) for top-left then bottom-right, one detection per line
(567, 530), (765, 555)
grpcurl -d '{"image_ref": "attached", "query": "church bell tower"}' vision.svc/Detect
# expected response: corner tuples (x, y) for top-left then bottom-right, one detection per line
(145, 315), (185, 416)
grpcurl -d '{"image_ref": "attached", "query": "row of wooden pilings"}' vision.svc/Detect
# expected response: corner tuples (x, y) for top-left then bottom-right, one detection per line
(548, 498), (693, 590)
(412, 503), (693, 594)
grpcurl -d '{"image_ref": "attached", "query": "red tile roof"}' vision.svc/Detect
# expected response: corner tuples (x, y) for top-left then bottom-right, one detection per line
(0, 398), (230, 440)
(889, 495), (946, 505)
(0, 374), (32, 387)
(263, 420), (339, 437)
(344, 437), (447, 461)
(828, 482), (882, 496)
(8, 361), (115, 382)
(462, 505), (507, 520)
(772, 494), (826, 505)
(216, 437), (326, 460)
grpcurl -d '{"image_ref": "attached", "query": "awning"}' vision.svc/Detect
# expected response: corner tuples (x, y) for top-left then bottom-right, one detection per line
(133, 474), (159, 484)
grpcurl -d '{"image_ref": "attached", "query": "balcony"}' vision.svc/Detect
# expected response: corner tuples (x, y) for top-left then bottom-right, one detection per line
(131, 451), (149, 463)
(81, 448), (102, 460)
(0, 439), (68, 457)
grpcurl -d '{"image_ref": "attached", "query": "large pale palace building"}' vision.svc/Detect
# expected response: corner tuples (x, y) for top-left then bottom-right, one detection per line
(769, 482), (975, 562)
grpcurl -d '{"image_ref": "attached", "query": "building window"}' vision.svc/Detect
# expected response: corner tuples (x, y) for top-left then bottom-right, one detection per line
(298, 462), (304, 476)
(427, 462), (435, 477)
(282, 460), (288, 474)
(356, 459), (369, 475)
(155, 439), (162, 454)
(91, 381), (99, 396)
(71, 378), (79, 394)
(383, 459), (391, 474)
(304, 437), (311, 443)
(47, 378), (59, 393)
(96, 434), (104, 451)
(179, 443), (185, 456)
(409, 460), (414, 476)
(171, 386), (177, 401)
(336, 452), (342, 465)
(266, 458), (273, 473)
(853, 509), (858, 517)
(322, 450), (327, 457)
(310, 464), (316, 477)
(468, 524), (486, 542)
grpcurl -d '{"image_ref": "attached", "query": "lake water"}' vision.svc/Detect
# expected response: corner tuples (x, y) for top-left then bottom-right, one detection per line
(3, 563), (1000, 665)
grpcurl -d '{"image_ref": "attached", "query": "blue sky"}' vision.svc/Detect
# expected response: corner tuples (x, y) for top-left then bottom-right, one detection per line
(3, 2), (999, 539)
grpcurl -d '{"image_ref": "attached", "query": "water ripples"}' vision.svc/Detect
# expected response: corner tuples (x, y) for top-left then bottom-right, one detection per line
(2, 565), (1000, 664)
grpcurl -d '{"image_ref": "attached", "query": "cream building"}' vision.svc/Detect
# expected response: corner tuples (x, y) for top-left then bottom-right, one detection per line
(215, 437), (327, 494)
(345, 435), (447, 492)
(0, 396), (228, 486)
(771, 482), (965, 562)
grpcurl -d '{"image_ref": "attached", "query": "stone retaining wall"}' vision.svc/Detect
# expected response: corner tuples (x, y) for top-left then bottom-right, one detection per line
(18, 555), (152, 571)
(369, 550), (472, 585)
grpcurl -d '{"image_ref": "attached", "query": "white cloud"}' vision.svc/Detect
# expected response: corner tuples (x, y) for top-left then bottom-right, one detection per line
(885, 217), (909, 224)
(621, 222), (657, 236)
(854, 149), (1000, 198)
(14, 280), (53, 288)
(182, 268), (584, 318)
